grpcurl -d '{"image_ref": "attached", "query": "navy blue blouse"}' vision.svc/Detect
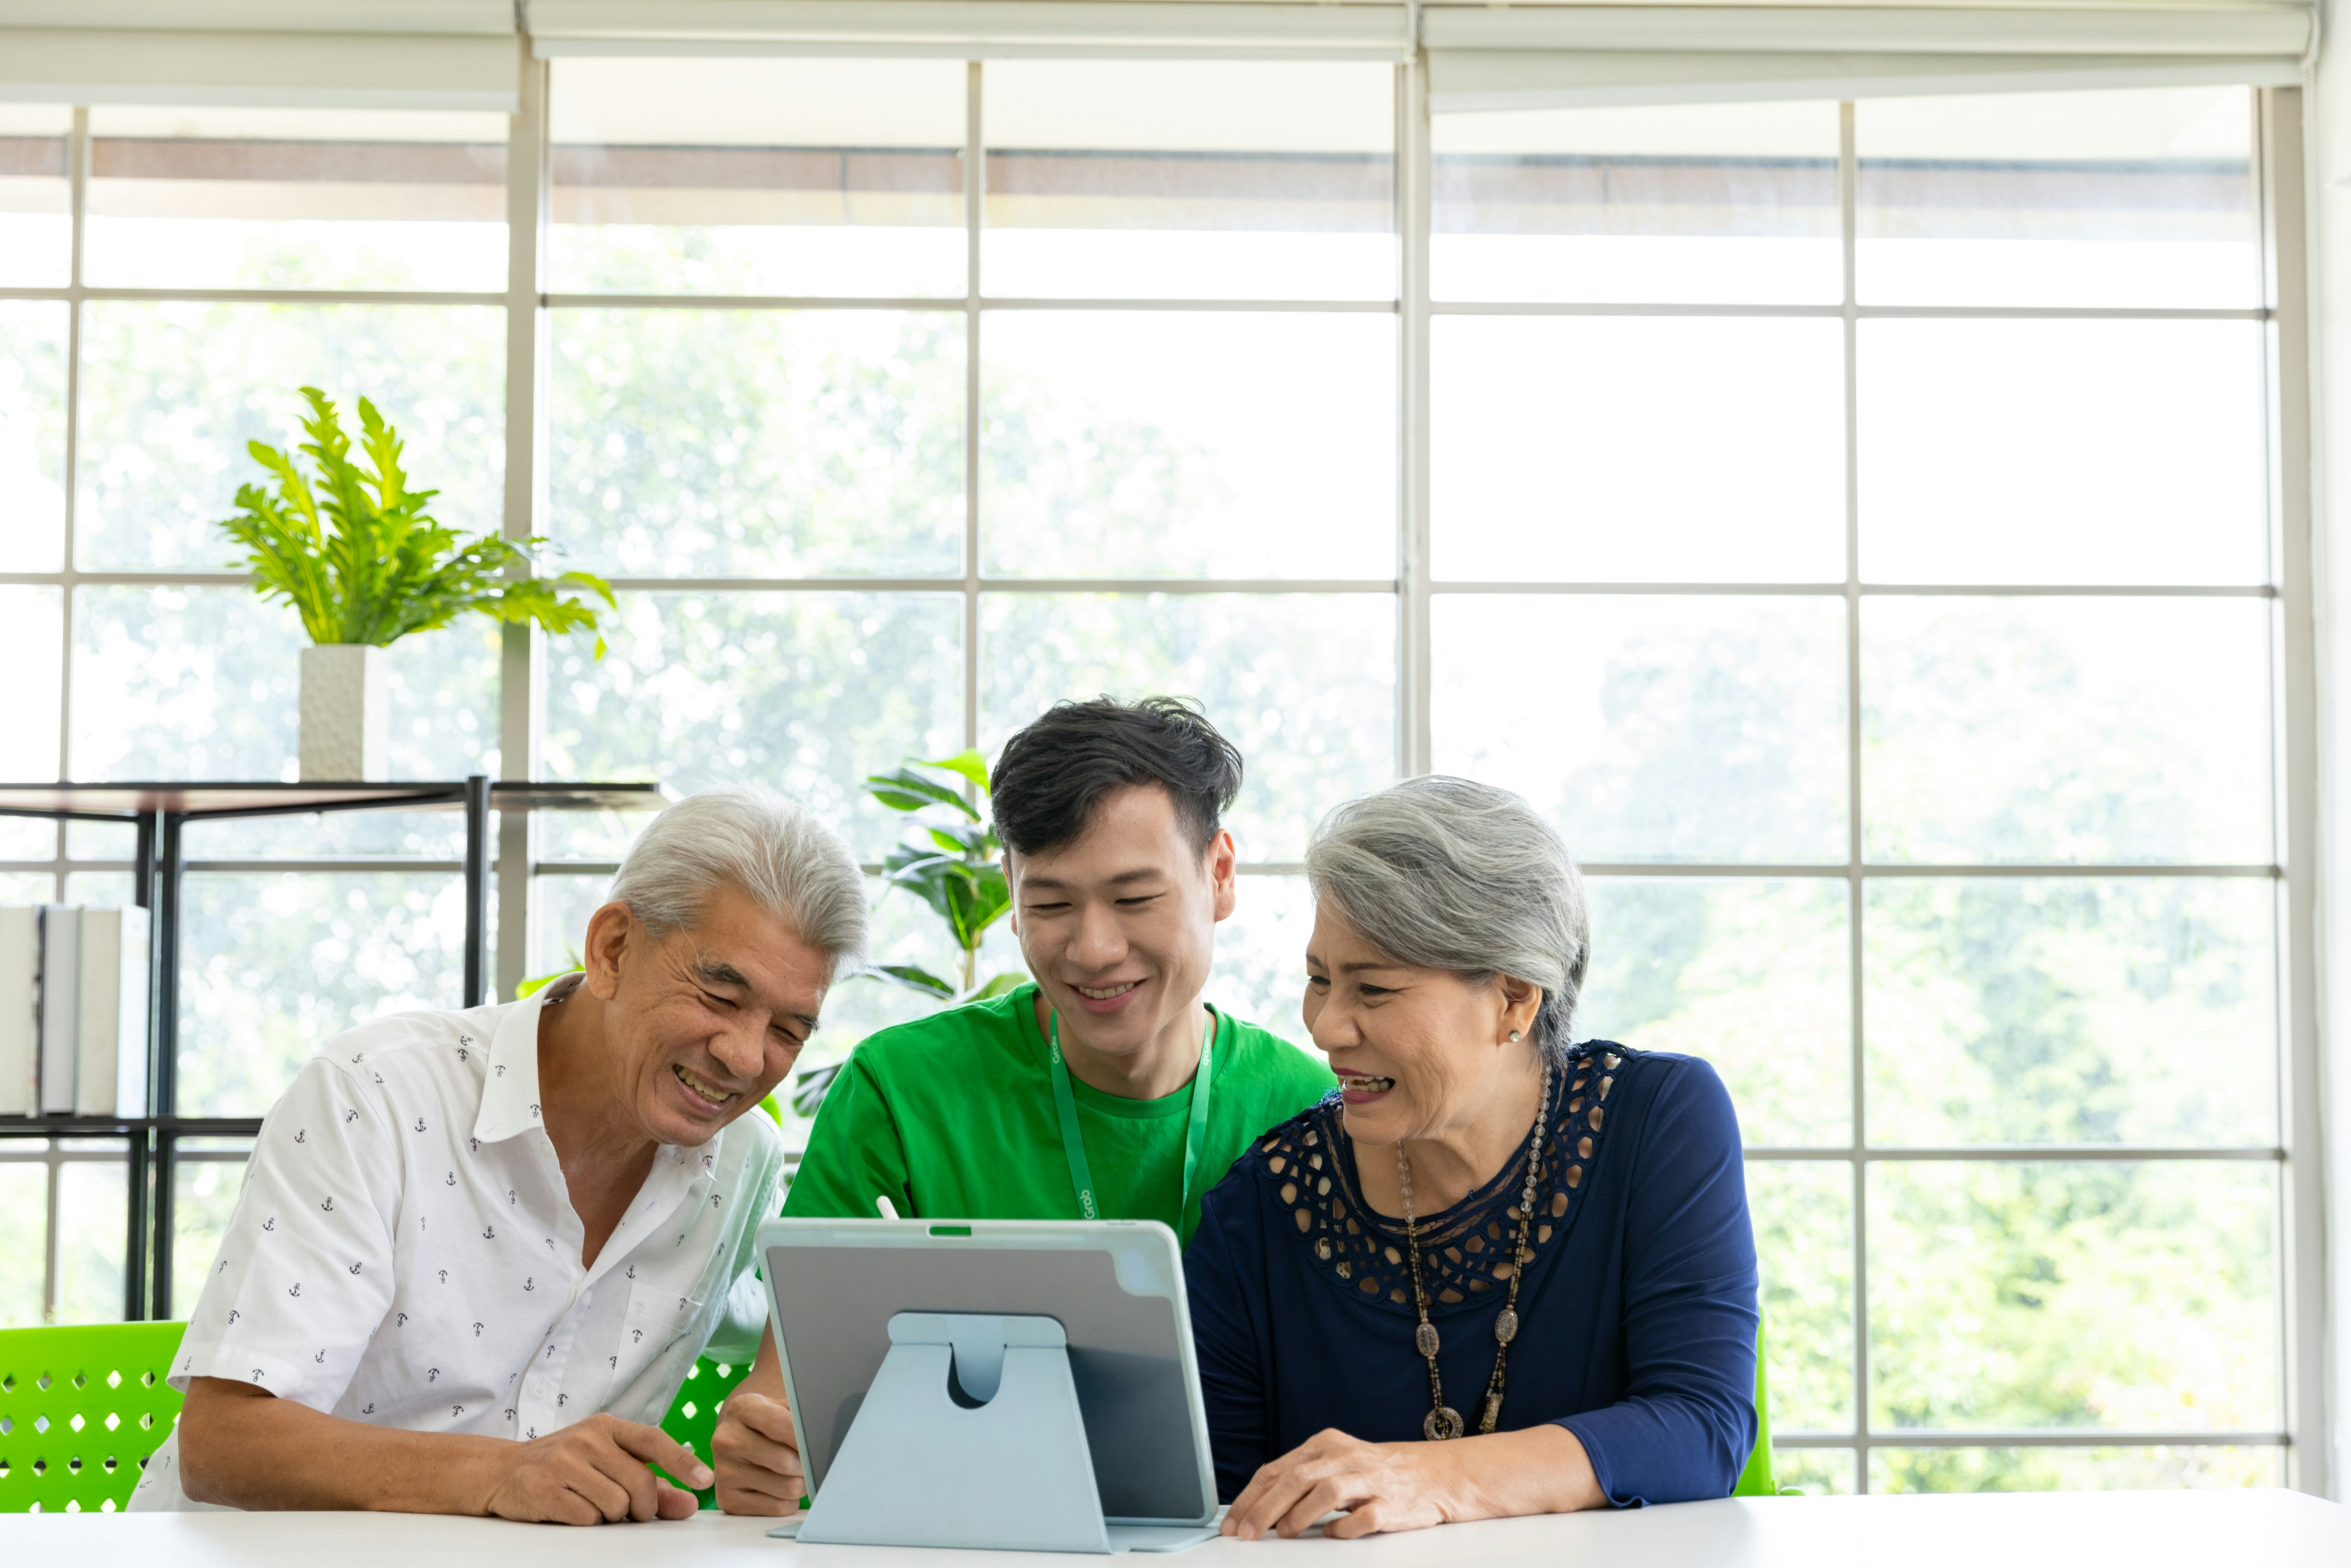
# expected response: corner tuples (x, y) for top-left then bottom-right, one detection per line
(1186, 1045), (1758, 1509)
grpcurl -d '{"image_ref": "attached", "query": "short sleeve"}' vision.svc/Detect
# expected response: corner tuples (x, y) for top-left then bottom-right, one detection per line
(781, 1054), (913, 1221)
(170, 1057), (401, 1412)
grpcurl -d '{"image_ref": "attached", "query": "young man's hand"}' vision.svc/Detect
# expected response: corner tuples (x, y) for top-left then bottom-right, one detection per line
(712, 1390), (804, 1514)
(712, 1325), (805, 1514)
(478, 1413), (710, 1524)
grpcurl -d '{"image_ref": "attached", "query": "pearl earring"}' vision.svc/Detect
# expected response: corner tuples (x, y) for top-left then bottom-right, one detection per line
(1508, 1030), (1522, 1043)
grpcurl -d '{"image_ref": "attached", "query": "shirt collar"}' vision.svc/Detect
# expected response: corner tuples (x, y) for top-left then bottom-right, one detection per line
(473, 973), (577, 1145)
(470, 973), (731, 1171)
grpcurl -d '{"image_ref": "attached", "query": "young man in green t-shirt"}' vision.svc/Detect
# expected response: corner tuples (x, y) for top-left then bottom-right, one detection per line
(710, 697), (1334, 1516)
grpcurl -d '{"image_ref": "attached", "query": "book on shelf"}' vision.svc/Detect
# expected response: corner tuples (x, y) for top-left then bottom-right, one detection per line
(0, 907), (32, 1116)
(37, 904), (77, 1115)
(77, 906), (150, 1118)
(6, 904), (151, 1119)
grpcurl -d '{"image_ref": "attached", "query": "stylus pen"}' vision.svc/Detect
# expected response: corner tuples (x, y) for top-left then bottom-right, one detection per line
(876, 1195), (900, 1221)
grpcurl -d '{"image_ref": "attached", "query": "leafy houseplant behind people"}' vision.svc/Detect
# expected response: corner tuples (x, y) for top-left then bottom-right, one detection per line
(217, 386), (612, 780)
(788, 748), (1029, 1118)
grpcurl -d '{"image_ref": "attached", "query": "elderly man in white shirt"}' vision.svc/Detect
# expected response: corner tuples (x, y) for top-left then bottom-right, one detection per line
(131, 786), (865, 1524)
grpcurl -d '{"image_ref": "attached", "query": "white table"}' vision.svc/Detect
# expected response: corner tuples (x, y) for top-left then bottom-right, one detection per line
(2, 1491), (2343, 1566)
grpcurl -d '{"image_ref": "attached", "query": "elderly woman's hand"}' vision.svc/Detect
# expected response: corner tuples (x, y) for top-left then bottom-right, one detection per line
(1220, 1424), (1605, 1540)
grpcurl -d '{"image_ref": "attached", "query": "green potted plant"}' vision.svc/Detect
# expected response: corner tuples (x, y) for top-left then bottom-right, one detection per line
(793, 750), (1028, 1115)
(217, 386), (613, 781)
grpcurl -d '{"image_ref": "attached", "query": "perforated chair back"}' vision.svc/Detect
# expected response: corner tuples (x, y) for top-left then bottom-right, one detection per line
(1732, 1316), (1792, 1497)
(0, 1322), (188, 1512)
(658, 1354), (757, 1507)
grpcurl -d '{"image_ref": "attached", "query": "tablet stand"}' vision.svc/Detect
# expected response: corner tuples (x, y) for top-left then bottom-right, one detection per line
(773, 1312), (1215, 1555)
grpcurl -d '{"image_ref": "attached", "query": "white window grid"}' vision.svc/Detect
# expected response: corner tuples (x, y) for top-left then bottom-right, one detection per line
(0, 67), (2322, 1493)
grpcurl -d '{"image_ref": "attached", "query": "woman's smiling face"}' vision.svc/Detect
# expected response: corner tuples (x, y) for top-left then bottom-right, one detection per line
(1302, 899), (1534, 1149)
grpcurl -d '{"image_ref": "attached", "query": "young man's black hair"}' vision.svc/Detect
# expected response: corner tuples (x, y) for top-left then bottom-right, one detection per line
(989, 696), (1245, 858)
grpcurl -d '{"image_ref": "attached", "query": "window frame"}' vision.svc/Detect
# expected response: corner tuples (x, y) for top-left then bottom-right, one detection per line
(0, 59), (2320, 1498)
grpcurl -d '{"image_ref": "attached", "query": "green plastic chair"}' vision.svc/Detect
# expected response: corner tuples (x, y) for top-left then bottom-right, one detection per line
(1731, 1316), (1797, 1497)
(657, 1354), (758, 1506)
(0, 1322), (189, 1512)
(0, 1323), (749, 1514)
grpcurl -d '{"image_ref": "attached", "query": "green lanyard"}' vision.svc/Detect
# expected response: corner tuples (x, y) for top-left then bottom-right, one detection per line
(1046, 1005), (1216, 1245)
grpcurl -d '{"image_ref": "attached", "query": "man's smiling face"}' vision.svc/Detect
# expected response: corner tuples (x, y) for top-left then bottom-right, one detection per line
(584, 883), (831, 1146)
(1005, 783), (1236, 1063)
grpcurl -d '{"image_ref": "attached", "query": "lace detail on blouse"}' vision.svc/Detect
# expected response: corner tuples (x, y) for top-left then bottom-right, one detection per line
(1255, 1044), (1629, 1315)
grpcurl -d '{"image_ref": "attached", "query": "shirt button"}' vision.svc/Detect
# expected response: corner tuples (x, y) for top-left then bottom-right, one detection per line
(533, 1382), (548, 1397)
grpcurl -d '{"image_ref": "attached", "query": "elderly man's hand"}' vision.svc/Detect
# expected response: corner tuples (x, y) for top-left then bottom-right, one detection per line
(711, 1389), (805, 1515)
(478, 1413), (710, 1524)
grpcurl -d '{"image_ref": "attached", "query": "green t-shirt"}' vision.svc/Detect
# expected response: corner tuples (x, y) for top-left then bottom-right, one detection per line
(785, 983), (1334, 1246)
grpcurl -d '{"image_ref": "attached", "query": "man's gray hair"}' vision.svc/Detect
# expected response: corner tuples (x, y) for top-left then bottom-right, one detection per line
(607, 786), (868, 979)
(1305, 776), (1590, 1065)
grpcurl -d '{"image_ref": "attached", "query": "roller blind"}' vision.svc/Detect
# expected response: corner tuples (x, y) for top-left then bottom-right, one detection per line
(533, 0), (2311, 105)
(0, 30), (520, 109)
(1424, 3), (2311, 110)
(525, 0), (1410, 57)
(1420, 4), (2310, 56)
(0, 1), (518, 108)
(1428, 46), (2305, 113)
(0, 1), (513, 30)
(0, 1), (2312, 106)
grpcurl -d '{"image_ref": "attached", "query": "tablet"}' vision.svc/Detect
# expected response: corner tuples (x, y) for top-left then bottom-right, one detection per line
(758, 1215), (1218, 1527)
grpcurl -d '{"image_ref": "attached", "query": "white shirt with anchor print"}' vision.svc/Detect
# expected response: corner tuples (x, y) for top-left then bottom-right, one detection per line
(131, 972), (786, 1511)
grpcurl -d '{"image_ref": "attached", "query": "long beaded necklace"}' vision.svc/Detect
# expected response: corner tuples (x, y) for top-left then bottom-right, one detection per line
(1396, 1058), (1551, 1442)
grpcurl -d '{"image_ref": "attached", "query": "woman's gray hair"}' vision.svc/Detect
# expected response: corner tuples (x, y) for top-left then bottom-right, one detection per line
(1305, 776), (1590, 1065)
(607, 786), (868, 980)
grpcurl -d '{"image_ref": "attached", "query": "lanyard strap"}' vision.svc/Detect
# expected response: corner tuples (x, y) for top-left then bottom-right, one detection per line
(1047, 1006), (1217, 1242)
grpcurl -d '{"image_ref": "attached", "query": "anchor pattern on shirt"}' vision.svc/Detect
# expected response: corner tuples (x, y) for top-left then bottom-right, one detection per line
(149, 991), (786, 1511)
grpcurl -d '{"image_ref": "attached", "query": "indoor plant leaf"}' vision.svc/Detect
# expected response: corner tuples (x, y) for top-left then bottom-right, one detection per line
(872, 964), (959, 1000)
(217, 387), (614, 654)
(862, 768), (978, 819)
(922, 749), (993, 796)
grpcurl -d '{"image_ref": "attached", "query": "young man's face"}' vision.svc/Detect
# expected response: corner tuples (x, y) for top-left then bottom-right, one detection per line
(1005, 784), (1238, 1062)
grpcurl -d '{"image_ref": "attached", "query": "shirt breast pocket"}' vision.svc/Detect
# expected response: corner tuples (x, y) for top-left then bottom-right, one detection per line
(622, 1272), (706, 1357)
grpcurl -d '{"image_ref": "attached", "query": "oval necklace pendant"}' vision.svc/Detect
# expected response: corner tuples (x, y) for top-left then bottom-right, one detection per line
(1494, 1307), (1518, 1345)
(1423, 1406), (1465, 1442)
(1415, 1322), (1440, 1359)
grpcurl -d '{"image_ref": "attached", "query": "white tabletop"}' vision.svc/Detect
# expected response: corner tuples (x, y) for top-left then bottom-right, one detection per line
(3, 1490), (2344, 1567)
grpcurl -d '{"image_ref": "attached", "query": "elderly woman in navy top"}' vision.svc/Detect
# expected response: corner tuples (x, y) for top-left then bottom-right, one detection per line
(1186, 776), (1758, 1539)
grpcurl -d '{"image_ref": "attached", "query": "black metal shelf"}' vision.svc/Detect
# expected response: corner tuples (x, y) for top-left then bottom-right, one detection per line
(1, 1116), (264, 1138)
(0, 776), (664, 1320)
(0, 781), (665, 820)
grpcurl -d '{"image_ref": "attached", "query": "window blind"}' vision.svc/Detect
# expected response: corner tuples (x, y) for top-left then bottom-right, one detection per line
(0, 29), (520, 109)
(525, 0), (1410, 58)
(1424, 3), (2310, 110)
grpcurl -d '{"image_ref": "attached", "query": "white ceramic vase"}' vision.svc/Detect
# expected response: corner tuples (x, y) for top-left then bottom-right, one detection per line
(299, 643), (389, 781)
